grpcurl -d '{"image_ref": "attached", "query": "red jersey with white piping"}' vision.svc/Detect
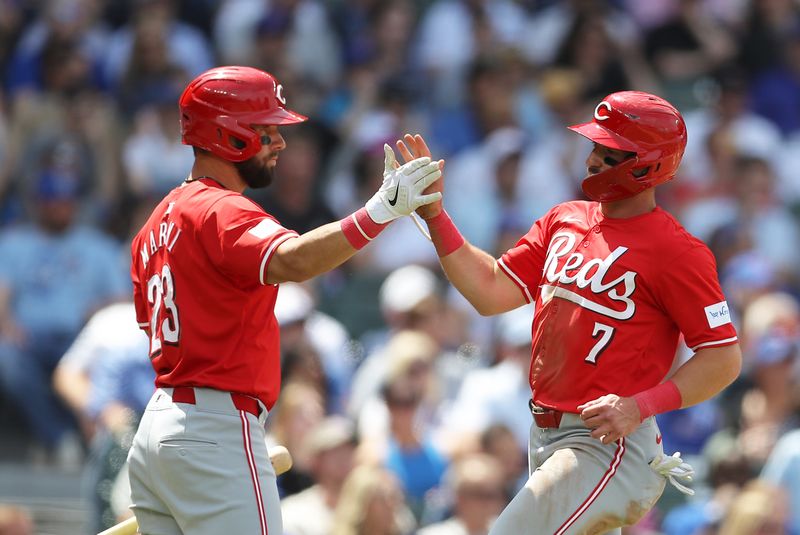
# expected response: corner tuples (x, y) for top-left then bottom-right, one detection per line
(130, 178), (297, 409)
(499, 200), (737, 412)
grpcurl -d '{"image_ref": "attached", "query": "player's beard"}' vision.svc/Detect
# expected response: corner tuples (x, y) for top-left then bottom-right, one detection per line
(235, 156), (275, 189)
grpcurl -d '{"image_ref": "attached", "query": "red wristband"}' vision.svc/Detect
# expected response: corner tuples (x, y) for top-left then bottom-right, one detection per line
(426, 210), (465, 257)
(633, 380), (682, 421)
(340, 207), (388, 249)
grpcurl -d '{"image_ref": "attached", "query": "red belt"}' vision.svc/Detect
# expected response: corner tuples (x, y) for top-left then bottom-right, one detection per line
(171, 387), (261, 417)
(529, 399), (563, 428)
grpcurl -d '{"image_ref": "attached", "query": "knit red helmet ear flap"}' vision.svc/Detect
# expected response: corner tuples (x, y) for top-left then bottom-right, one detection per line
(179, 66), (307, 162)
(568, 91), (687, 202)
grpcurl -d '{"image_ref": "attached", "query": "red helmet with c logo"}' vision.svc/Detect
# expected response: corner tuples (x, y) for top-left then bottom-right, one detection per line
(568, 91), (687, 202)
(179, 66), (307, 162)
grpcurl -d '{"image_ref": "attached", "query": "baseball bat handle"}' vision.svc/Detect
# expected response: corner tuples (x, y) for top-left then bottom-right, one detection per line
(98, 517), (137, 535)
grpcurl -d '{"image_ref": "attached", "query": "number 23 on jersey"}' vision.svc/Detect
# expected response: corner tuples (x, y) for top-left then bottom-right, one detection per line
(147, 264), (180, 356)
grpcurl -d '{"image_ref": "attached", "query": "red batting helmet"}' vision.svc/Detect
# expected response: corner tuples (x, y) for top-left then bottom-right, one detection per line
(179, 66), (307, 162)
(568, 91), (687, 202)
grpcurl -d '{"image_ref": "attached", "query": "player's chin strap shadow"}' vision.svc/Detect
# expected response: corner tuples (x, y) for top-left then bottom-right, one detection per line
(410, 212), (432, 241)
(649, 452), (695, 496)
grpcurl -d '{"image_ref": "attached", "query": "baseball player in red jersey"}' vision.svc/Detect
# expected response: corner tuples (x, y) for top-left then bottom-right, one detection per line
(395, 92), (742, 534)
(126, 66), (442, 535)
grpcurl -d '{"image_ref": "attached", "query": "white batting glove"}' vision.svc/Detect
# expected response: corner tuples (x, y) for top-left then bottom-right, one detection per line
(649, 452), (695, 496)
(364, 144), (442, 224)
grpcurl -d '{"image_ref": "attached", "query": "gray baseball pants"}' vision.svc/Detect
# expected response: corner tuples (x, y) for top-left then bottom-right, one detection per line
(127, 387), (280, 535)
(488, 414), (667, 535)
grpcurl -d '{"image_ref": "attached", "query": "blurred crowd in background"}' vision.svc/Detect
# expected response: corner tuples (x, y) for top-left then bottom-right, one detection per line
(1, 0), (800, 533)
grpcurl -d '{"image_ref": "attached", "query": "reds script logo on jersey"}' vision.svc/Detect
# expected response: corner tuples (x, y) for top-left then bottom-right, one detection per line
(541, 232), (637, 320)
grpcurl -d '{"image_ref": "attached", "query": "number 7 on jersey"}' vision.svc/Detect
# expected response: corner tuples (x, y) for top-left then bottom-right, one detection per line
(585, 322), (614, 364)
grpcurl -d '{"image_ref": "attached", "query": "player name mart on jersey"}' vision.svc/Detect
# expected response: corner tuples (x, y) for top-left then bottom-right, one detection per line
(704, 301), (732, 328)
(140, 221), (182, 268)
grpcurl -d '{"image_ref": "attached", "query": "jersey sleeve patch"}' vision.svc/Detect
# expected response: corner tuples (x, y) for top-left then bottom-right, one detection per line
(704, 300), (732, 328)
(248, 218), (284, 240)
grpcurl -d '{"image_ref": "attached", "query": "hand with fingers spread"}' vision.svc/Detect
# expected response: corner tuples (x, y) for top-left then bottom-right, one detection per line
(395, 134), (445, 220)
(578, 394), (642, 444)
(364, 144), (443, 224)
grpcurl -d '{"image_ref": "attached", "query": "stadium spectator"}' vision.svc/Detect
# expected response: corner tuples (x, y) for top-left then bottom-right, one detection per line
(103, 0), (213, 87)
(417, 453), (506, 535)
(761, 430), (800, 533)
(53, 300), (152, 533)
(274, 282), (354, 414)
(0, 170), (128, 465)
(331, 464), (416, 535)
(266, 381), (326, 497)
(281, 416), (357, 535)
(440, 304), (534, 453)
(717, 480), (791, 535)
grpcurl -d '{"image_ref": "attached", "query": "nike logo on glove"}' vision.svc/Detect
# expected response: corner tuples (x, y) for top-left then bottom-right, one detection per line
(656, 434), (662, 445)
(387, 184), (400, 206)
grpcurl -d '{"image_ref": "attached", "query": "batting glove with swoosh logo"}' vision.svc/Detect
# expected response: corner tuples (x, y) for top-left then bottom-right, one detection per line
(364, 144), (443, 224)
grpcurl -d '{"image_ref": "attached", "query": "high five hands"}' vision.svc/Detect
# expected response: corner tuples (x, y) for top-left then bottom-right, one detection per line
(394, 134), (446, 220)
(364, 140), (443, 224)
